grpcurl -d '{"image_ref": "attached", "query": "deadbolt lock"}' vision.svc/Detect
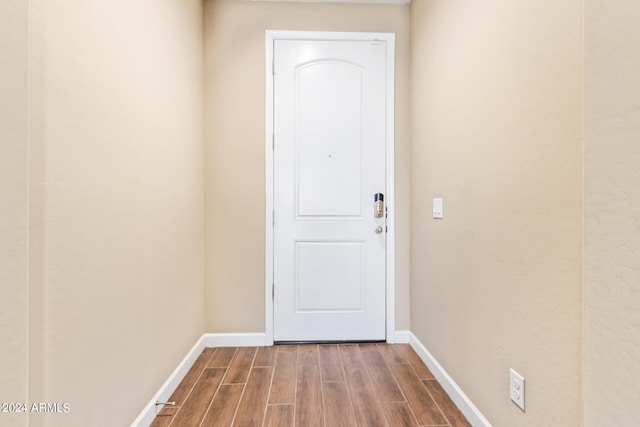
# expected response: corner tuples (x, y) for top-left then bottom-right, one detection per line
(374, 193), (384, 218)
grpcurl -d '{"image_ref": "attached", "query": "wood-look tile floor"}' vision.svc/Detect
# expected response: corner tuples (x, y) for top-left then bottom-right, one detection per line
(151, 344), (471, 427)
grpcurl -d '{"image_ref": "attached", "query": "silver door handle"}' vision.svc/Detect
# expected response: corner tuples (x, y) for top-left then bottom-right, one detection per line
(374, 225), (384, 234)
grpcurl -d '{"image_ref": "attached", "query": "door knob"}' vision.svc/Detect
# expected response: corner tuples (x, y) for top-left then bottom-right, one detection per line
(374, 225), (384, 234)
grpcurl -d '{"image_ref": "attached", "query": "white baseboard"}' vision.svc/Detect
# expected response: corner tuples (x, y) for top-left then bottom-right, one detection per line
(408, 332), (492, 427)
(203, 332), (267, 347)
(130, 335), (206, 427)
(392, 330), (411, 343)
(131, 332), (267, 427)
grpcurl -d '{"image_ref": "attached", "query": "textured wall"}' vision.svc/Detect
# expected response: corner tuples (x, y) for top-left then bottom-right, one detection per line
(410, 1), (583, 425)
(0, 1), (29, 426)
(584, 1), (640, 424)
(28, 1), (205, 425)
(203, 0), (411, 333)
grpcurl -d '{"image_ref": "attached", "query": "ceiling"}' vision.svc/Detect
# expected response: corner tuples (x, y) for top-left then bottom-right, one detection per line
(243, 0), (411, 4)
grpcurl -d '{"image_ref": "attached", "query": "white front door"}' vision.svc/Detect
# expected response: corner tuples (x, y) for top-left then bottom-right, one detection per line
(272, 37), (389, 342)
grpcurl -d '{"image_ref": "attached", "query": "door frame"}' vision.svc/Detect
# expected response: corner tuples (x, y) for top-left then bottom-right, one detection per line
(265, 30), (396, 345)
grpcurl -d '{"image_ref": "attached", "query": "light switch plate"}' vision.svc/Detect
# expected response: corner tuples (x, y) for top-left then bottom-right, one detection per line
(433, 198), (443, 219)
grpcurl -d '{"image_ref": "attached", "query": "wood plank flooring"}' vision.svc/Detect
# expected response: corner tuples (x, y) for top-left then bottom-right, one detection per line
(151, 344), (470, 427)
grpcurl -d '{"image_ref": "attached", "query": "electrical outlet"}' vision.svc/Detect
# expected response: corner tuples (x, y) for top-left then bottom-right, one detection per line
(510, 368), (525, 411)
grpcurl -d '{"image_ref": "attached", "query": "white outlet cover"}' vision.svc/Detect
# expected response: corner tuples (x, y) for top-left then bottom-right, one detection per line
(433, 198), (443, 219)
(510, 368), (525, 411)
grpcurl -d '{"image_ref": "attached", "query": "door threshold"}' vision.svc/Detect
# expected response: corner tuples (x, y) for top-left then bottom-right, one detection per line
(274, 340), (386, 346)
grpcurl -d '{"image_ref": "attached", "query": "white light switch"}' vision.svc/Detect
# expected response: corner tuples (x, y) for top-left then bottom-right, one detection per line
(433, 198), (443, 219)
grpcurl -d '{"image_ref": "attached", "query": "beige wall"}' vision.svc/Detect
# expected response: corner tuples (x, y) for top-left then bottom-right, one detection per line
(203, 0), (411, 333)
(584, 1), (640, 424)
(410, 1), (583, 425)
(27, 0), (205, 425)
(0, 0), (30, 426)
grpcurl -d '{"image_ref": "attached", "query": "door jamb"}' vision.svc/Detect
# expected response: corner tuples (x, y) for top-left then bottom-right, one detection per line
(265, 30), (396, 345)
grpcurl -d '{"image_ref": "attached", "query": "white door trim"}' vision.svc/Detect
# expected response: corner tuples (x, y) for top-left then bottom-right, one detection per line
(265, 30), (396, 345)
